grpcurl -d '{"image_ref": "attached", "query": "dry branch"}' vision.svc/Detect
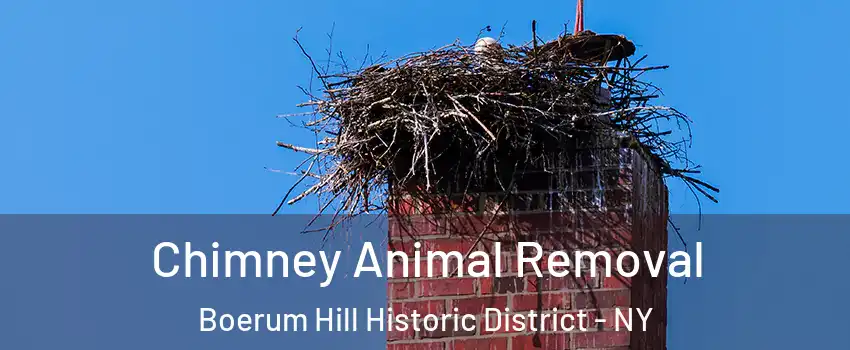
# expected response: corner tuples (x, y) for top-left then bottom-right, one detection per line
(277, 29), (717, 230)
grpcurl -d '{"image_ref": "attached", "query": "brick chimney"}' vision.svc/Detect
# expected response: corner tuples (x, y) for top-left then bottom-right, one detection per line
(386, 140), (668, 349)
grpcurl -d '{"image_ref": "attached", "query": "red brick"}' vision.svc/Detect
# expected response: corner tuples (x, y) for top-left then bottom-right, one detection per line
(417, 197), (447, 215)
(538, 310), (598, 331)
(581, 229), (624, 247)
(388, 326), (415, 341)
(391, 300), (445, 315)
(390, 259), (414, 280)
(599, 308), (621, 330)
(423, 239), (476, 254)
(575, 211), (629, 231)
(390, 281), (416, 300)
(481, 276), (524, 295)
(479, 277), (492, 294)
(444, 215), (492, 234)
(420, 278), (476, 297)
(511, 333), (570, 349)
(464, 253), (498, 277)
(572, 331), (630, 348)
(608, 225), (633, 246)
(450, 336), (508, 350)
(388, 342), (445, 350)
(451, 296), (508, 315)
(420, 322), (476, 339)
(413, 217), (446, 236)
(388, 240), (420, 256)
(391, 259), (444, 279)
(391, 217), (439, 238)
(526, 275), (598, 292)
(602, 275), (631, 289)
(573, 290), (631, 309)
(512, 212), (555, 233)
(386, 152), (668, 350)
(482, 214), (512, 232)
(513, 293), (570, 312)
(522, 253), (565, 275)
(478, 315), (516, 335)
(500, 254), (514, 274)
(388, 199), (417, 217)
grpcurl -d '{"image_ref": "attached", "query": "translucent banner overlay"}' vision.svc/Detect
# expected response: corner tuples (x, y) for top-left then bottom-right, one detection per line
(0, 215), (846, 349)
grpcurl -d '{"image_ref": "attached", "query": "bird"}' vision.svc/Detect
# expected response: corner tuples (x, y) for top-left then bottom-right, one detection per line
(474, 37), (501, 55)
(472, 37), (505, 70)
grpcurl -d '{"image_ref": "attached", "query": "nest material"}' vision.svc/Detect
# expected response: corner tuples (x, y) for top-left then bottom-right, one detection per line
(278, 31), (718, 222)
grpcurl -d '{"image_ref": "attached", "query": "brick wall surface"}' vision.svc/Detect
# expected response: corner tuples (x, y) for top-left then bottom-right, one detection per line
(387, 148), (668, 350)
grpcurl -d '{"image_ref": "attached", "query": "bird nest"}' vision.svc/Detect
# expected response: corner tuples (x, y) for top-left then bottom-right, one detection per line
(277, 30), (717, 225)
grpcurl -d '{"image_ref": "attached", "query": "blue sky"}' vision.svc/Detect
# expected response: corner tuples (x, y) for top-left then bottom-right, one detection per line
(3, 0), (848, 214)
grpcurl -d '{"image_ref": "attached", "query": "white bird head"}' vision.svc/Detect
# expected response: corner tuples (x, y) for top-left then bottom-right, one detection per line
(474, 37), (501, 55)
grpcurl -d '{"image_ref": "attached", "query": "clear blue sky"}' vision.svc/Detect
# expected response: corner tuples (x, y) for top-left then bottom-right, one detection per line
(3, 0), (848, 214)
